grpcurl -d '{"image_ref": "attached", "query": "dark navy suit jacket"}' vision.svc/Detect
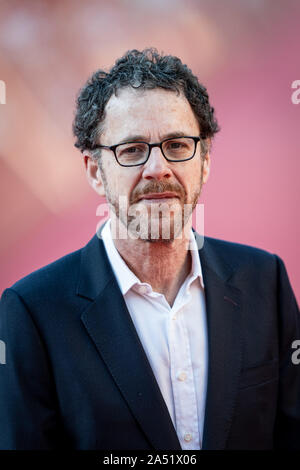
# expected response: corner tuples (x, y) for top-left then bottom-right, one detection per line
(0, 228), (299, 450)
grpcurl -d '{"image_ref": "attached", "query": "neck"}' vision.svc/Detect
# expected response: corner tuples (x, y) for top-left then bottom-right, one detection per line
(111, 217), (193, 307)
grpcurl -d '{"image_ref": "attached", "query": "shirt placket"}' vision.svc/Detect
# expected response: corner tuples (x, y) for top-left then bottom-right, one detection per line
(168, 300), (200, 450)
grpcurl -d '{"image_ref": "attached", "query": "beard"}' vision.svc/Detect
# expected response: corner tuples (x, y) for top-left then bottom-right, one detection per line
(100, 165), (203, 243)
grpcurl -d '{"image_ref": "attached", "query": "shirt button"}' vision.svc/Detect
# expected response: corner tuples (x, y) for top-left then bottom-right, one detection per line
(172, 315), (177, 320)
(184, 433), (193, 442)
(177, 372), (187, 381)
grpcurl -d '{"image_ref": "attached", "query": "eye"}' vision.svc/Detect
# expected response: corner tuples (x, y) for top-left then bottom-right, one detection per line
(126, 146), (139, 153)
(116, 143), (148, 163)
(169, 142), (184, 149)
(165, 139), (188, 150)
(119, 143), (146, 155)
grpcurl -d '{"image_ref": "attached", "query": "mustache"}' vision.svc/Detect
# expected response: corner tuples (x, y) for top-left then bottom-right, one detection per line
(130, 181), (186, 204)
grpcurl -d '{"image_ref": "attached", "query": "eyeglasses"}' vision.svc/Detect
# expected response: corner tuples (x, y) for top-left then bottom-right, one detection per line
(92, 136), (201, 167)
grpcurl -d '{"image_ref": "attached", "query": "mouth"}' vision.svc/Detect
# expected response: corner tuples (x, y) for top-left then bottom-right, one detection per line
(137, 192), (180, 202)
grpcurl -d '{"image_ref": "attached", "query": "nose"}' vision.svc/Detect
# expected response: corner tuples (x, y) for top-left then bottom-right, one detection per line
(142, 146), (172, 181)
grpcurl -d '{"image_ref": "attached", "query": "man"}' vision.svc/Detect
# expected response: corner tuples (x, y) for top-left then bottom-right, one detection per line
(0, 49), (299, 450)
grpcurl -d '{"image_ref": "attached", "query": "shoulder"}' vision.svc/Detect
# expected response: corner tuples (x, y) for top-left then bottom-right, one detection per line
(201, 235), (281, 278)
(203, 235), (277, 260)
(0, 234), (107, 339)
(199, 236), (298, 307)
(1, 244), (84, 306)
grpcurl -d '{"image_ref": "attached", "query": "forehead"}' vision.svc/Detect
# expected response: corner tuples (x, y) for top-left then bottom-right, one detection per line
(101, 87), (199, 143)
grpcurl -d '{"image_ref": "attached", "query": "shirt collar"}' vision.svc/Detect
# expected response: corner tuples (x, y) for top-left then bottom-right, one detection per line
(188, 229), (205, 289)
(101, 219), (204, 295)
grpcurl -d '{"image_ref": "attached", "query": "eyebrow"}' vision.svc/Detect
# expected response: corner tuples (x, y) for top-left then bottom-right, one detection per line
(118, 131), (187, 144)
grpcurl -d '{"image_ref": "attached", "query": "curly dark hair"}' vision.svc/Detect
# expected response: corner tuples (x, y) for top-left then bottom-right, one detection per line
(73, 48), (220, 154)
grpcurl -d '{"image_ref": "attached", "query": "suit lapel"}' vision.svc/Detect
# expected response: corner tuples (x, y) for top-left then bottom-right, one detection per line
(78, 231), (181, 450)
(196, 232), (243, 450)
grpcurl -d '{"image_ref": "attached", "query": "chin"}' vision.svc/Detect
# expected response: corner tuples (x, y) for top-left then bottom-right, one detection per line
(141, 222), (185, 243)
(145, 237), (175, 244)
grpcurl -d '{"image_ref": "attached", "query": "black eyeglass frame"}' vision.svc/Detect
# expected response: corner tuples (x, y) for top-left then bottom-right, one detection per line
(92, 136), (202, 167)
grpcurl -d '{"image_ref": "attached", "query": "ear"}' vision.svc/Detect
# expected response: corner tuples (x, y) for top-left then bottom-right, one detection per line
(202, 139), (211, 184)
(83, 153), (105, 197)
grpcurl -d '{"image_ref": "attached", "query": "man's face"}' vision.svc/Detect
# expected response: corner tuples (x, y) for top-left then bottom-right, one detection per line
(87, 86), (210, 242)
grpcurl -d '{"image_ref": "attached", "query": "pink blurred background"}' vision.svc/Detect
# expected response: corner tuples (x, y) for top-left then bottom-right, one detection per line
(0, 0), (299, 302)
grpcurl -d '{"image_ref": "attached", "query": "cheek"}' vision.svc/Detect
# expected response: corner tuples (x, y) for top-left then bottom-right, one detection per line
(191, 158), (203, 184)
(105, 165), (138, 200)
(179, 160), (202, 192)
(102, 158), (119, 187)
